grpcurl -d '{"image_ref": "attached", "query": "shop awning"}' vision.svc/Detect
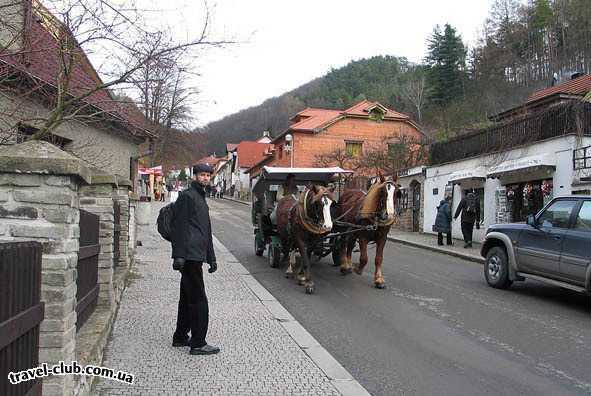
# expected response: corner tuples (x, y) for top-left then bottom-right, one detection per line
(487, 154), (556, 178)
(448, 167), (487, 184)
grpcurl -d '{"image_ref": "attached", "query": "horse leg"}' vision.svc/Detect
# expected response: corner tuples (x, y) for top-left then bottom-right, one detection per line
(296, 238), (314, 294)
(353, 238), (368, 275)
(373, 235), (387, 289)
(297, 252), (306, 286)
(340, 236), (353, 275)
(285, 250), (296, 278)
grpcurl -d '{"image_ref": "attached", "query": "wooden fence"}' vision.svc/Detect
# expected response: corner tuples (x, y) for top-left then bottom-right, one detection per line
(0, 242), (44, 396)
(76, 209), (99, 331)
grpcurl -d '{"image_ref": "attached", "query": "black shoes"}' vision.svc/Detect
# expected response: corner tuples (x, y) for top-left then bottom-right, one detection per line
(190, 344), (220, 355)
(172, 338), (190, 347)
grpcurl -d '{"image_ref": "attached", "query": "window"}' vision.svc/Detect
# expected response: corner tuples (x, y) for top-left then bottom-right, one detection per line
(573, 145), (591, 170)
(345, 141), (362, 157)
(574, 201), (591, 232)
(537, 200), (578, 229)
(17, 124), (72, 149)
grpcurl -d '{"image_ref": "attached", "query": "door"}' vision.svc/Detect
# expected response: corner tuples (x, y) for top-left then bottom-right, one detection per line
(411, 182), (421, 232)
(560, 200), (591, 285)
(516, 199), (578, 277)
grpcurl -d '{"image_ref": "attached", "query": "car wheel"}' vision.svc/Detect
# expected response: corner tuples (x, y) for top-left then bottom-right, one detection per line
(484, 246), (513, 289)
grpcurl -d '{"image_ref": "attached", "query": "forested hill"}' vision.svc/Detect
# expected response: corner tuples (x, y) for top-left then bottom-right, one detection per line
(202, 56), (421, 153)
(202, 0), (591, 154)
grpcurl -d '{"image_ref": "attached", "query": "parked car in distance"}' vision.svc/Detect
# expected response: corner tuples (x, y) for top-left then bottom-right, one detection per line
(481, 196), (591, 293)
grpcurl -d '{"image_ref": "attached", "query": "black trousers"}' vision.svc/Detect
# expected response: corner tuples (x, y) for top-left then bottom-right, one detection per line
(437, 232), (452, 245)
(174, 261), (209, 348)
(461, 221), (474, 243)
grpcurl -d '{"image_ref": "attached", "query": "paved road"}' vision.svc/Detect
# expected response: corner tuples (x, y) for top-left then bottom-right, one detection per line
(210, 198), (591, 396)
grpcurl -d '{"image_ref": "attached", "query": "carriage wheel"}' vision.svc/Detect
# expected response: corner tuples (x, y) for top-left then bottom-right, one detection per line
(254, 235), (264, 256)
(268, 245), (281, 268)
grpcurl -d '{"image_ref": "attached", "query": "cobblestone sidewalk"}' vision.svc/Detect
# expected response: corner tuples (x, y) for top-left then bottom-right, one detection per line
(94, 202), (366, 395)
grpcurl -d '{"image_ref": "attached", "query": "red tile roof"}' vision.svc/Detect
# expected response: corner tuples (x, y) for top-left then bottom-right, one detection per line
(286, 100), (410, 134)
(527, 74), (591, 104)
(195, 155), (223, 166)
(342, 100), (409, 119)
(0, 2), (154, 138)
(236, 141), (273, 168)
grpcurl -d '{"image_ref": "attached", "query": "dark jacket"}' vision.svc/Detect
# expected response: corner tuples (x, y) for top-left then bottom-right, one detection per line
(171, 181), (216, 263)
(434, 200), (452, 233)
(454, 194), (481, 224)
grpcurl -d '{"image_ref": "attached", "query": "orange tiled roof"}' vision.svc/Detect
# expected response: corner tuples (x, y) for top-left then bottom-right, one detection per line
(288, 100), (409, 133)
(236, 141), (274, 168)
(527, 74), (591, 104)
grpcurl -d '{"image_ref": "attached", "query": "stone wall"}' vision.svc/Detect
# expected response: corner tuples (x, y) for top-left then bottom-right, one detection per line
(1, 173), (80, 395)
(0, 141), (135, 396)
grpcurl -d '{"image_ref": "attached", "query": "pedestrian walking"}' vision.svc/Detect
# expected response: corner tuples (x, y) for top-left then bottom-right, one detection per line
(433, 196), (453, 246)
(170, 163), (220, 355)
(160, 183), (167, 202)
(454, 191), (481, 248)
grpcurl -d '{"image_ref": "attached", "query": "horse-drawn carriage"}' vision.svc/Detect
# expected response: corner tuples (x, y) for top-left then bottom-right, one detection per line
(251, 166), (398, 294)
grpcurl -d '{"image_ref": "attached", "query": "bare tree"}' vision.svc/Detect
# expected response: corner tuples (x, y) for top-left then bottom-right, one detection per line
(0, 0), (232, 145)
(358, 134), (428, 177)
(314, 147), (362, 171)
(401, 71), (427, 122)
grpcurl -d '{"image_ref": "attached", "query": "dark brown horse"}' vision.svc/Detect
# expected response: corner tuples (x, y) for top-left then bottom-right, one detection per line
(276, 184), (335, 294)
(336, 175), (396, 288)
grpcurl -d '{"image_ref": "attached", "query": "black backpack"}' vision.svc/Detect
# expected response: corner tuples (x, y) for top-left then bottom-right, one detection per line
(466, 194), (478, 215)
(157, 203), (175, 242)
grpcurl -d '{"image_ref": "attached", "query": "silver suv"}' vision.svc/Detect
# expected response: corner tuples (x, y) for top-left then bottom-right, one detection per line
(481, 196), (591, 292)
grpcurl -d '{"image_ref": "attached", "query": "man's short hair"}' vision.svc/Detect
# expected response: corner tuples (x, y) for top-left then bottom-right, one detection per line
(193, 164), (214, 174)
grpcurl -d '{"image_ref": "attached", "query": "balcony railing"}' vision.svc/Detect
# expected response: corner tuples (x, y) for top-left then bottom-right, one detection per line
(430, 101), (591, 165)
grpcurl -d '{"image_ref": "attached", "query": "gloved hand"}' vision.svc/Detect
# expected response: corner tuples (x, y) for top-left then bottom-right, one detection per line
(208, 261), (217, 274)
(476, 223), (480, 230)
(172, 258), (185, 271)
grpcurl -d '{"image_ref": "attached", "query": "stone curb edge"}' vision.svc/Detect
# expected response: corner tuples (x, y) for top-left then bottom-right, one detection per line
(212, 235), (371, 396)
(387, 236), (485, 264)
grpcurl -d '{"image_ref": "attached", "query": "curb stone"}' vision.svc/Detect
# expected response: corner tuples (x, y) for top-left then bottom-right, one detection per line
(212, 236), (371, 396)
(387, 235), (484, 264)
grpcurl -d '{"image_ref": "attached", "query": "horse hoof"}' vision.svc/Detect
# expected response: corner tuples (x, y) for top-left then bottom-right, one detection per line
(297, 278), (306, 286)
(353, 268), (363, 275)
(305, 285), (315, 294)
(340, 267), (352, 275)
(374, 282), (386, 289)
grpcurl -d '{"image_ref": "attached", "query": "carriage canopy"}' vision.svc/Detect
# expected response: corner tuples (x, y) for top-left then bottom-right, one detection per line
(252, 166), (353, 195)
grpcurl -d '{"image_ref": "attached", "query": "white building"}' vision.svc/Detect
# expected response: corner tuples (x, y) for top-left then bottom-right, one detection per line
(423, 99), (591, 243)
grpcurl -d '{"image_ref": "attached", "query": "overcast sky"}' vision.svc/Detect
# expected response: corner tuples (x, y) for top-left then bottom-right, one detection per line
(153, 0), (493, 127)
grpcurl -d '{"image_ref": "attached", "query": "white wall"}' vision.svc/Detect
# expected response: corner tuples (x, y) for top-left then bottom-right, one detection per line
(423, 135), (583, 242)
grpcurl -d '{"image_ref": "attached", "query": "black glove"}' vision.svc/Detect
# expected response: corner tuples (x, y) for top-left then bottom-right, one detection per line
(172, 258), (185, 271)
(476, 223), (480, 230)
(208, 262), (217, 274)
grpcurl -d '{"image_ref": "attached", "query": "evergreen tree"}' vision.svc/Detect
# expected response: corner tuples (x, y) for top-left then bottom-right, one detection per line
(425, 24), (467, 106)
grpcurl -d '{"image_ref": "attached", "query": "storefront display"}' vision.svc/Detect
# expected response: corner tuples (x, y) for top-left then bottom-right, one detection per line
(505, 178), (553, 222)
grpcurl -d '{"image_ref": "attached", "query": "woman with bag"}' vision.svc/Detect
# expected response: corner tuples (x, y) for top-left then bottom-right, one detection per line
(433, 196), (453, 246)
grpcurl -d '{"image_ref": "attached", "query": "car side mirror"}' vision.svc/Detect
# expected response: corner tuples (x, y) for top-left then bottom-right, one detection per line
(526, 214), (537, 228)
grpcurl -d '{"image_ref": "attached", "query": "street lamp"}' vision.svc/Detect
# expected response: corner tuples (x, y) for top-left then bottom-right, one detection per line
(285, 133), (293, 168)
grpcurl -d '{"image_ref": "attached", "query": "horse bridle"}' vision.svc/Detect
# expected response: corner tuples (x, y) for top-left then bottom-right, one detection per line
(300, 189), (331, 234)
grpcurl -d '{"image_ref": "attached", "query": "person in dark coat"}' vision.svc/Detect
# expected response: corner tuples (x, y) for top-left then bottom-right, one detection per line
(454, 191), (481, 248)
(171, 163), (219, 355)
(434, 196), (453, 246)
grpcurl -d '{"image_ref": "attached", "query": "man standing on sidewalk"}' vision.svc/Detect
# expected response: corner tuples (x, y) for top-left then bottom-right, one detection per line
(454, 191), (481, 248)
(171, 163), (220, 355)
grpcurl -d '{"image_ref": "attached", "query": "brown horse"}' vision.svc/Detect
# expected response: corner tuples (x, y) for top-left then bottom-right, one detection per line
(336, 175), (396, 288)
(276, 184), (335, 294)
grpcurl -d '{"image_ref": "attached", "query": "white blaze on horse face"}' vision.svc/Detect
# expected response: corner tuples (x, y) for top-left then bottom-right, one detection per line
(386, 183), (394, 217)
(321, 196), (333, 229)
